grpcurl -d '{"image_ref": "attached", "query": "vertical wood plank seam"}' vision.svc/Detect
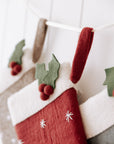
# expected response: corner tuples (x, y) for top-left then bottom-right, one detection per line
(1, 0), (10, 67)
(79, 0), (85, 27)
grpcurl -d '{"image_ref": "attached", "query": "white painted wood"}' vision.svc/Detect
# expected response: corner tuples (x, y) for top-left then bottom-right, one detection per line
(82, 0), (114, 27)
(29, 0), (52, 19)
(25, 0), (52, 48)
(1, 0), (28, 67)
(38, 0), (83, 63)
(0, 0), (9, 67)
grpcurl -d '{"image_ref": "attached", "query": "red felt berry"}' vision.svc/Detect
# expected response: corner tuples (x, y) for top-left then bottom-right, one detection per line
(44, 85), (54, 96)
(39, 83), (47, 92)
(11, 70), (18, 76)
(40, 92), (49, 101)
(9, 61), (17, 69)
(13, 64), (22, 73)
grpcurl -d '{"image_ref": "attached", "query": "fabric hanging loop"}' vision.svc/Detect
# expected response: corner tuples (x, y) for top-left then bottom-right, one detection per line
(32, 18), (48, 63)
(70, 27), (94, 84)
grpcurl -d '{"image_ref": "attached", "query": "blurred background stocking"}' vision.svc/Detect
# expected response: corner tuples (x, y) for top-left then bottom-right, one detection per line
(0, 18), (47, 144)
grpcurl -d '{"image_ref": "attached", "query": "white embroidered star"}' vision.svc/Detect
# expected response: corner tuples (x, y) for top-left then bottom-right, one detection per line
(65, 111), (74, 122)
(11, 138), (16, 143)
(40, 119), (46, 128)
(18, 140), (24, 144)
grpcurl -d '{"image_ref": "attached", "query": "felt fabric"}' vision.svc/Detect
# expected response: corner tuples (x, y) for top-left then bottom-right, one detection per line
(14, 88), (87, 144)
(9, 61), (17, 68)
(39, 83), (47, 92)
(40, 92), (50, 100)
(8, 63), (114, 140)
(44, 85), (54, 95)
(12, 64), (22, 74)
(80, 88), (114, 139)
(70, 27), (94, 84)
(0, 68), (35, 144)
(0, 49), (35, 94)
(32, 18), (47, 63)
(8, 63), (77, 125)
(8, 85), (114, 139)
(0, 22), (46, 143)
(5, 68), (35, 95)
(35, 54), (60, 88)
(8, 40), (25, 66)
(104, 67), (114, 96)
(0, 47), (42, 144)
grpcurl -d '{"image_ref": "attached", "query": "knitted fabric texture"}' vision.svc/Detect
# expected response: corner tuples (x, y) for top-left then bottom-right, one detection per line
(15, 88), (87, 144)
(70, 27), (94, 83)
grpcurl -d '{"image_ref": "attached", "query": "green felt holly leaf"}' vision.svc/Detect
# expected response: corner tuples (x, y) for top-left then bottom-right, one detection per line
(35, 63), (48, 84)
(35, 54), (60, 88)
(103, 67), (114, 96)
(8, 40), (25, 67)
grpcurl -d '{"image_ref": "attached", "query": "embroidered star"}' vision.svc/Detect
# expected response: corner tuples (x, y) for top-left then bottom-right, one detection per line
(11, 138), (16, 143)
(18, 140), (24, 144)
(40, 119), (46, 128)
(65, 111), (74, 122)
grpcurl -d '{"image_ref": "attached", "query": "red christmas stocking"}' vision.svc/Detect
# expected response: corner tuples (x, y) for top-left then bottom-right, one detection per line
(15, 88), (86, 144)
(8, 27), (94, 144)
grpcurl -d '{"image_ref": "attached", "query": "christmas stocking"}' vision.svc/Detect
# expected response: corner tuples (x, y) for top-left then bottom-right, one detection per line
(8, 27), (94, 144)
(0, 18), (47, 95)
(0, 18), (47, 144)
